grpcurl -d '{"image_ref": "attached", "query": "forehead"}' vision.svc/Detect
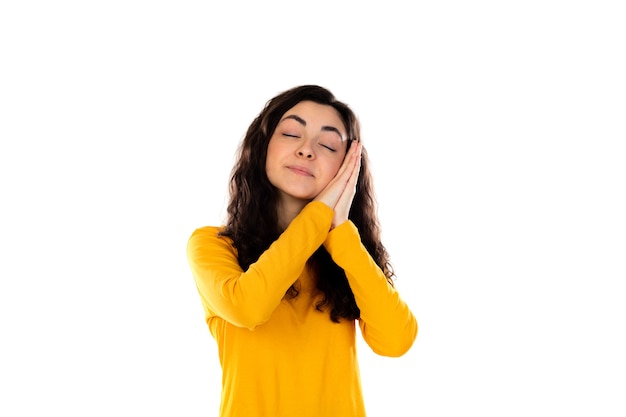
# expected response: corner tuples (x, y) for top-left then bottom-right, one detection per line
(281, 101), (346, 132)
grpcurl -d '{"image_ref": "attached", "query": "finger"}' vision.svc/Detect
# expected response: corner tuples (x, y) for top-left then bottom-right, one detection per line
(325, 143), (358, 195)
(347, 142), (362, 183)
(313, 142), (361, 208)
(346, 144), (361, 190)
(331, 144), (362, 227)
(335, 140), (360, 178)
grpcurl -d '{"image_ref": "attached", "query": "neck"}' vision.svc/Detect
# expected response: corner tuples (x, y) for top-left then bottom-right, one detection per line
(276, 195), (309, 231)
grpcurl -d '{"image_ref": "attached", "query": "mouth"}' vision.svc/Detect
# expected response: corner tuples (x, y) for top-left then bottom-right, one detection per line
(286, 165), (314, 177)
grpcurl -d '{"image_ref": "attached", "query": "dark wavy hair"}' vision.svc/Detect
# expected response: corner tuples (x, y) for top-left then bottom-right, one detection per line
(219, 85), (394, 322)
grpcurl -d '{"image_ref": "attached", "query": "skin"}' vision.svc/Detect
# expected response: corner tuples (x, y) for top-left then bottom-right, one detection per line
(265, 100), (362, 230)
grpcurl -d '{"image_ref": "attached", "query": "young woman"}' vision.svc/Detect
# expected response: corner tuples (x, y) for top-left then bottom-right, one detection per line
(187, 85), (417, 417)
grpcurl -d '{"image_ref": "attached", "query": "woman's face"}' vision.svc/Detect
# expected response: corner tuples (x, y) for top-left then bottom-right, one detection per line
(266, 100), (349, 204)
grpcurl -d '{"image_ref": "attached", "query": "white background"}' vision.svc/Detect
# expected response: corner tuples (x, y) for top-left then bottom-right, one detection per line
(1, 1), (625, 416)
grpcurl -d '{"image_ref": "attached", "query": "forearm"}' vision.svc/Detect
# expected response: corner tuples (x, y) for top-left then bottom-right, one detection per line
(324, 221), (418, 356)
(188, 201), (334, 329)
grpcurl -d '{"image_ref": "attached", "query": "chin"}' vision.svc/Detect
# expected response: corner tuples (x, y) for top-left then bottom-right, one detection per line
(292, 194), (316, 202)
(282, 190), (317, 203)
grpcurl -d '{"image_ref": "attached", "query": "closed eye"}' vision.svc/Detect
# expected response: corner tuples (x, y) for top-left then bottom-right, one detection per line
(321, 144), (336, 152)
(283, 133), (300, 138)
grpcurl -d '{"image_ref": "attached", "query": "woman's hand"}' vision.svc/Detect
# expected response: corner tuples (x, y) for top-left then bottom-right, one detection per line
(314, 141), (362, 229)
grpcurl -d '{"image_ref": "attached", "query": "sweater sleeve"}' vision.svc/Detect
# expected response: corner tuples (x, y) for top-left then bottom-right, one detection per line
(187, 201), (334, 330)
(324, 221), (418, 357)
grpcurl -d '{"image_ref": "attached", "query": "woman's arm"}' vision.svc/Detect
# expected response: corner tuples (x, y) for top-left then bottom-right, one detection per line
(324, 222), (418, 357)
(187, 202), (333, 330)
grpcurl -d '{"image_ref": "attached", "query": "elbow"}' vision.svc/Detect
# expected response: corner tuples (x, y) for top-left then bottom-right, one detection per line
(210, 280), (277, 330)
(371, 319), (418, 358)
(395, 317), (419, 356)
(376, 335), (416, 357)
(224, 306), (273, 331)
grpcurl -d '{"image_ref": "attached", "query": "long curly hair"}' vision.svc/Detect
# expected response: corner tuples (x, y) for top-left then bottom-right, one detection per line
(219, 85), (394, 322)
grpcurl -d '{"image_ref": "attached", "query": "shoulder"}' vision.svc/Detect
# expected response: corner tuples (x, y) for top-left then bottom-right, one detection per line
(187, 226), (235, 256)
(189, 225), (225, 240)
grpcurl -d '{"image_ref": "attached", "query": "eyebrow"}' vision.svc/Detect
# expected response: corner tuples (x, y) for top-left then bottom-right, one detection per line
(281, 114), (345, 140)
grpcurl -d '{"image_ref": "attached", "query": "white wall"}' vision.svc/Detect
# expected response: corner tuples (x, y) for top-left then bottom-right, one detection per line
(1, 1), (624, 416)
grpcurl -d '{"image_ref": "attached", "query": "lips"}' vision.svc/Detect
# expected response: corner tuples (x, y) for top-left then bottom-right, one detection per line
(286, 165), (314, 177)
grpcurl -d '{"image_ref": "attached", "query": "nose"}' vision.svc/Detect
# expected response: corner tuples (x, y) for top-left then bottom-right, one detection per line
(296, 140), (314, 159)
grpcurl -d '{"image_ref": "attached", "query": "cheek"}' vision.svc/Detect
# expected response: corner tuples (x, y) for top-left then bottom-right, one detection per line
(332, 160), (343, 176)
(265, 140), (279, 171)
(322, 158), (344, 183)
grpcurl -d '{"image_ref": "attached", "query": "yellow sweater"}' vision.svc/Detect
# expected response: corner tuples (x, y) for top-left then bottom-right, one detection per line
(187, 201), (417, 417)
